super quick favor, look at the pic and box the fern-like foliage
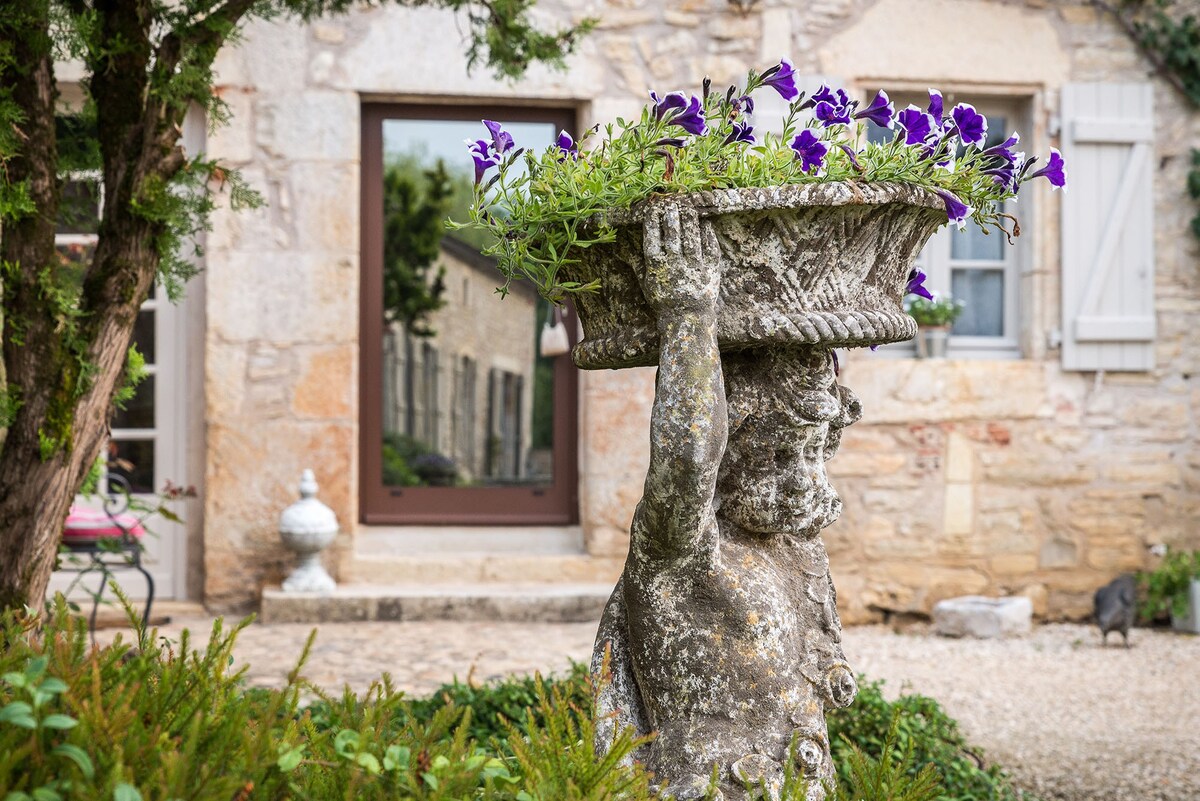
[504,675,655,800]
[834,710,944,801]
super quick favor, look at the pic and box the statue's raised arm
[631,200,727,562]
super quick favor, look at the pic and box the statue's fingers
[680,207,703,264]
[643,206,663,261]
[663,204,682,257]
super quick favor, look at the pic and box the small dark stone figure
[1094,574,1136,648]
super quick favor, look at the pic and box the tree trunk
[0,1,165,612]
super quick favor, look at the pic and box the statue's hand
[639,200,720,316]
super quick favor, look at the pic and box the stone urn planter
[566,182,945,369]
[576,182,945,801]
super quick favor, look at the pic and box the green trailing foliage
[0,600,1033,801]
[1093,0,1200,240]
[1138,547,1200,621]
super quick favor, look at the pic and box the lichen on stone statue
[590,200,884,801]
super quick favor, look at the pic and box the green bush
[0,599,1029,801]
[829,678,1025,801]
[1138,548,1200,621]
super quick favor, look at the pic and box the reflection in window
[379,118,559,488]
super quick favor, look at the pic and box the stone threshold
[260,583,613,624]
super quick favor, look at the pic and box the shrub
[0,599,1029,801]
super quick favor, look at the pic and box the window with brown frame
[360,103,579,525]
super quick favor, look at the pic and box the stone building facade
[165,0,1200,621]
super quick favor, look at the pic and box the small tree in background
[0,0,592,612]
[382,160,453,337]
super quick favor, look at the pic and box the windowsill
[867,339,1022,361]
[353,524,586,555]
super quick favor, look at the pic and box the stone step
[338,552,625,586]
[260,583,614,624]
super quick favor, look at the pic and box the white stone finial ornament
[278,468,338,594]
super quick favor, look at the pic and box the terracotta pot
[565,182,946,370]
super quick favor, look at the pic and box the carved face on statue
[716,348,862,537]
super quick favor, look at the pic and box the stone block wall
[200,0,1199,618]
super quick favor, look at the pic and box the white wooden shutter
[1061,83,1156,371]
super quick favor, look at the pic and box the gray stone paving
[98,617,1198,801]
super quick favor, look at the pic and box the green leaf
[2,672,26,688]
[333,729,360,756]
[431,754,450,771]
[30,789,60,801]
[4,792,32,801]
[52,744,95,779]
[40,714,78,731]
[383,745,409,772]
[38,678,68,695]
[354,753,381,775]
[422,772,439,790]
[0,702,37,729]
[276,747,304,773]
[113,783,141,801]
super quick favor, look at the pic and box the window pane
[951,268,1004,336]
[108,439,154,494]
[379,118,559,488]
[951,223,1004,261]
[113,375,155,430]
[133,310,156,363]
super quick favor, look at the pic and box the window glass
[378,117,559,489]
[951,268,1005,336]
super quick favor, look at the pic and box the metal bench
[59,474,155,634]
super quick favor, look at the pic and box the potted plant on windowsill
[1140,548,1200,633]
[453,60,1065,365]
[905,293,965,359]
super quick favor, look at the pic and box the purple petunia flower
[732,94,755,116]
[1027,148,1068,191]
[650,90,688,120]
[927,89,945,126]
[483,119,514,155]
[667,95,708,136]
[934,188,974,230]
[790,129,828,174]
[906,268,934,300]
[982,132,1021,164]
[854,90,894,129]
[467,138,499,185]
[983,163,1020,193]
[723,120,755,146]
[555,129,578,160]
[838,143,862,170]
[811,84,837,105]
[761,57,800,101]
[949,103,988,147]
[896,105,935,146]
[814,87,854,127]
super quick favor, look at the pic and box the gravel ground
[98,618,1198,801]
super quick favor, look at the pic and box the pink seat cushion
[62,506,146,541]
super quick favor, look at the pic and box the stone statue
[592,203,863,801]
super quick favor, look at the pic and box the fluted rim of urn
[573,310,919,370]
[590,181,945,228]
